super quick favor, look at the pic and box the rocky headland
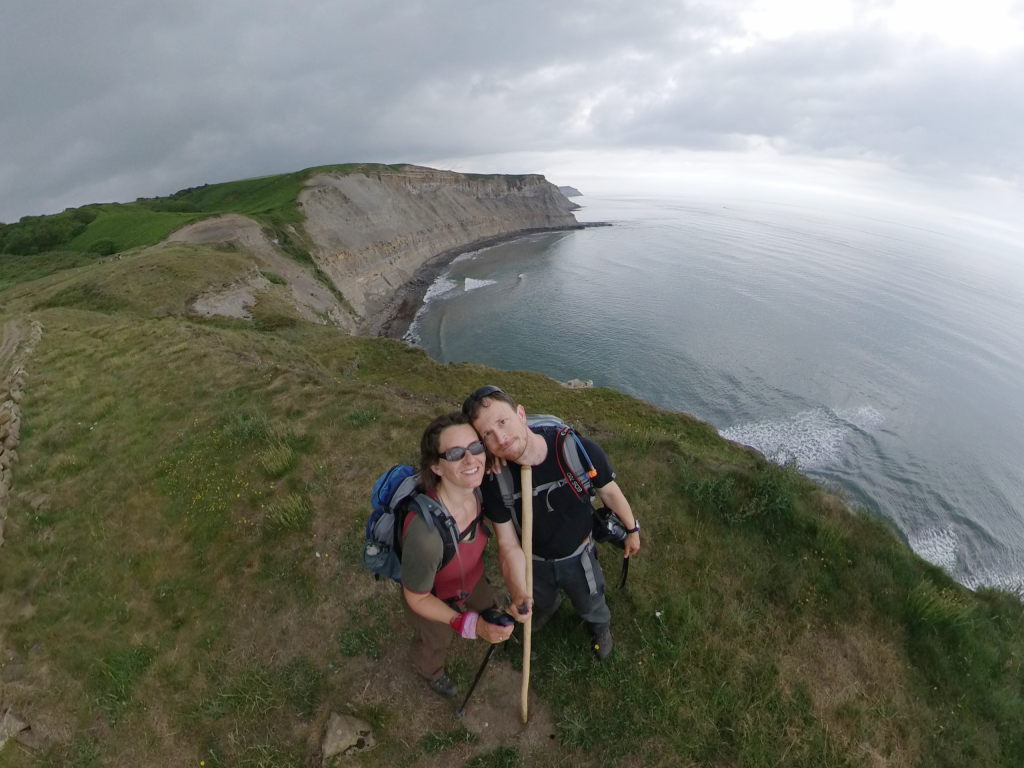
[166,165,584,337]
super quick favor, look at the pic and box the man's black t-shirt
[481,427,616,559]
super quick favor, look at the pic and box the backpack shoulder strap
[492,464,524,536]
[406,493,461,571]
[553,426,597,499]
[494,464,517,515]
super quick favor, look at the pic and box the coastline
[379,222,610,340]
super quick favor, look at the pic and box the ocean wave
[907,526,1024,595]
[962,563,1024,596]
[403,320,422,347]
[423,276,458,302]
[404,275,459,346]
[452,248,486,264]
[908,526,959,571]
[465,278,497,292]
[719,405,884,470]
[835,405,884,431]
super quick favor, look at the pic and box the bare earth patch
[163,214,355,328]
[344,637,557,765]
[191,269,270,319]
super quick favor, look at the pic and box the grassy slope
[1,180,1023,768]
[0,163,412,258]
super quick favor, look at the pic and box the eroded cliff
[298,165,580,334]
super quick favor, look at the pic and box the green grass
[1,162,417,258]
[2,221,1024,766]
[89,644,156,723]
[65,206,202,252]
[419,726,477,754]
[11,244,254,319]
[466,746,522,768]
[264,492,313,532]
[162,171,311,220]
[0,250,107,291]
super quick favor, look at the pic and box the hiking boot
[591,625,614,661]
[427,673,459,698]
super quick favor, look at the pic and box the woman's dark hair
[419,411,473,494]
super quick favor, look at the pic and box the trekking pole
[456,609,514,717]
[457,644,497,717]
[520,464,533,724]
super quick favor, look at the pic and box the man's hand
[510,596,533,623]
[624,532,641,558]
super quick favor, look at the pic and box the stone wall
[0,320,43,545]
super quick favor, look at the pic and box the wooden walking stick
[520,464,533,724]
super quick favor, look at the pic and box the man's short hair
[462,385,518,421]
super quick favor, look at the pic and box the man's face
[471,399,529,462]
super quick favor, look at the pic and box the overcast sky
[2,0,1022,230]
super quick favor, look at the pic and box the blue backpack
[363,465,460,582]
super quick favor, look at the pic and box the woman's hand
[476,609,515,643]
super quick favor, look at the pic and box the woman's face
[431,424,486,491]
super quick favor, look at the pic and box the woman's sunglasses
[440,440,486,462]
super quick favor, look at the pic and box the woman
[401,412,517,698]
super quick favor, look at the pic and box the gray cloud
[1,0,1021,221]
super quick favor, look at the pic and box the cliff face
[298,165,580,334]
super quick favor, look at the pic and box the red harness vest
[403,492,487,606]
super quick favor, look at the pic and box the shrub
[87,238,118,255]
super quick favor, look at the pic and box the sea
[405,194,1024,594]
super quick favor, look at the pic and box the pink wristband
[449,610,479,639]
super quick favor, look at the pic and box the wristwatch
[626,520,640,534]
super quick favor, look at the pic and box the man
[463,385,640,660]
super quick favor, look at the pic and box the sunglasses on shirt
[440,440,486,462]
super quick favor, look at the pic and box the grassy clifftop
[0,164,410,258]
[0,163,548,261]
[1,175,1022,767]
